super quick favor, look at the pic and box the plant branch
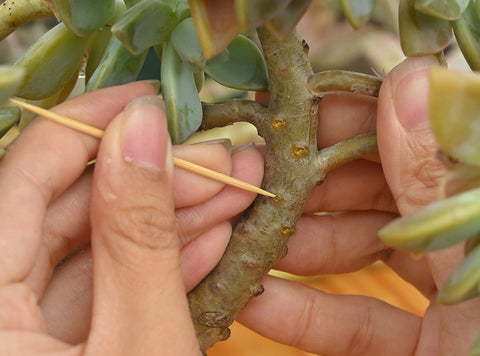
[201,99,267,129]
[0,0,54,41]
[317,132,378,174]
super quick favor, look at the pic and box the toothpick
[9,98,276,198]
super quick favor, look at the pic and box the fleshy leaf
[112,0,176,55]
[205,35,268,91]
[0,66,24,105]
[171,17,206,72]
[430,67,480,166]
[399,0,452,56]
[415,0,469,20]
[52,0,117,37]
[451,2,480,70]
[161,41,202,143]
[0,107,21,137]
[189,0,239,58]
[340,0,376,29]
[379,187,480,252]
[438,241,480,304]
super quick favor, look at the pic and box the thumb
[377,56,446,216]
[86,96,200,355]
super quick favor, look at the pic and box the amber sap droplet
[291,144,309,158]
[280,225,295,238]
[273,195,284,204]
[271,117,287,130]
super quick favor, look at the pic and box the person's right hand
[238,57,480,355]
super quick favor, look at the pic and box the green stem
[0,0,54,41]
[317,132,378,173]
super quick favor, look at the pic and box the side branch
[316,132,378,174]
[201,99,267,130]
[0,0,54,41]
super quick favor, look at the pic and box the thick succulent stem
[188,27,322,352]
[0,0,54,41]
[188,27,379,352]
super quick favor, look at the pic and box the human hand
[238,57,480,355]
[0,82,264,355]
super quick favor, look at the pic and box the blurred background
[1,0,468,354]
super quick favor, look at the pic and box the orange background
[209,262,428,356]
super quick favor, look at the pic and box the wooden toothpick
[9,98,276,198]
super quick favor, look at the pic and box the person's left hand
[0,81,264,354]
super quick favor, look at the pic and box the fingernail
[122,96,171,170]
[194,138,232,154]
[393,56,438,131]
[139,79,161,93]
[232,142,258,154]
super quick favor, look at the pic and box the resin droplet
[280,225,295,238]
[291,144,309,158]
[273,195,284,204]
[271,117,287,130]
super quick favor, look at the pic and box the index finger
[0,82,157,288]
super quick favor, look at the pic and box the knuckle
[396,139,445,212]
[290,292,322,348]
[107,202,177,251]
[346,305,375,355]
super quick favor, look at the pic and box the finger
[87,96,200,355]
[275,211,394,275]
[303,159,396,213]
[238,276,421,356]
[172,141,232,209]
[377,56,445,216]
[0,82,157,288]
[317,92,377,151]
[41,222,232,344]
[275,211,436,297]
[175,144,264,244]
[40,247,92,345]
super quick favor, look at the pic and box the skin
[0,81,264,355]
[2,56,479,355]
[238,57,480,355]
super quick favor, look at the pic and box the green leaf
[189,0,240,59]
[205,35,268,91]
[415,0,469,20]
[399,0,452,56]
[112,0,176,55]
[340,0,376,29]
[438,241,480,304]
[175,0,191,21]
[235,0,290,32]
[15,23,92,100]
[0,106,21,137]
[429,67,480,166]
[86,36,148,91]
[379,187,480,252]
[0,65,24,105]
[52,0,117,37]
[470,332,480,356]
[171,17,206,72]
[161,41,202,144]
[451,2,480,70]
